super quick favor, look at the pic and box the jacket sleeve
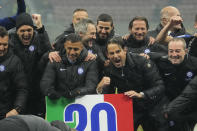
[95,45,107,65]
[0,0,26,30]
[74,61,99,95]
[165,76,197,119]
[36,26,52,57]
[12,57,28,112]
[149,44,168,60]
[40,61,56,96]
[141,58,165,102]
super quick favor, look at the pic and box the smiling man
[8,12,52,117]
[0,26,28,120]
[151,37,197,131]
[124,16,167,60]
[96,36,165,131]
[41,33,98,100]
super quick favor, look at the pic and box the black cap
[16,13,34,30]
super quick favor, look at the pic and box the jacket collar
[0,48,12,63]
[126,34,149,48]
[155,23,187,37]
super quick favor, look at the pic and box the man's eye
[27,29,32,32]
[104,27,109,30]
[73,48,79,51]
[68,47,72,50]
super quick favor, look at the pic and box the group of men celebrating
[0,1,197,131]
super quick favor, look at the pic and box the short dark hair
[97,13,113,26]
[0,26,8,37]
[106,36,124,53]
[128,16,149,30]
[73,8,87,14]
[65,33,82,43]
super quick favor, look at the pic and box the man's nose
[0,45,4,50]
[101,28,106,33]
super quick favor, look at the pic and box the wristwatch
[139,92,145,98]
[15,106,23,113]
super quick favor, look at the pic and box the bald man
[148,6,190,44]
[53,8,88,51]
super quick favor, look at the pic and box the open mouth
[0,51,6,56]
[22,36,31,44]
[114,58,121,65]
[100,33,107,39]
[88,40,93,47]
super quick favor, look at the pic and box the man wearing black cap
[9,12,52,117]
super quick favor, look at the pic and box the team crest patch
[147,63,151,68]
[186,71,193,78]
[144,49,150,54]
[88,50,93,54]
[78,67,84,75]
[0,65,5,72]
[29,45,35,52]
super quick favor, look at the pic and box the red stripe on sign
[104,94,134,131]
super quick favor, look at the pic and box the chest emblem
[88,49,93,54]
[144,49,150,54]
[29,45,35,52]
[0,65,5,72]
[186,71,193,78]
[78,67,84,75]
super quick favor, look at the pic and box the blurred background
[1,0,197,42]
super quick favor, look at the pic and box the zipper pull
[121,68,125,77]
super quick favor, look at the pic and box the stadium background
[1,0,197,42]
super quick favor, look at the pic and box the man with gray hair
[75,19,105,62]
[75,19,106,79]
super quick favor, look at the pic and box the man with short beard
[74,19,105,65]
[0,26,28,120]
[152,38,197,131]
[8,13,52,117]
[41,33,98,100]
[96,13,116,66]
[124,16,167,60]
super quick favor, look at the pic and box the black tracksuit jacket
[0,50,28,119]
[103,53,165,111]
[41,52,99,97]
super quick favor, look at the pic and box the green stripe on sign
[46,96,75,122]
[66,112,77,128]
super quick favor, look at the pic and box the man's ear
[79,32,84,38]
[185,48,188,54]
[161,18,168,26]
[106,51,109,59]
[194,22,197,29]
[64,42,67,49]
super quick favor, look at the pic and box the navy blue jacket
[0,0,26,30]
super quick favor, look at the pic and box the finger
[49,56,54,63]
